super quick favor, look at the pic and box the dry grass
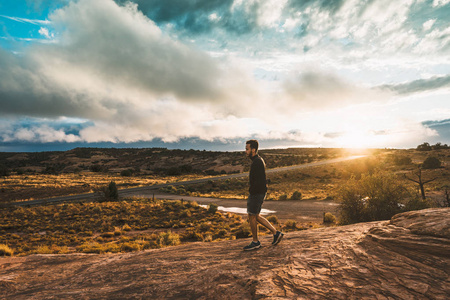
[0,198,305,256]
[0,173,205,203]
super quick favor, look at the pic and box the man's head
[245,139,259,157]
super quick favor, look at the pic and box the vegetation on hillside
[0,198,308,256]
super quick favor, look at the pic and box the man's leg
[248,214,259,242]
[256,215,276,235]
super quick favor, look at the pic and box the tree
[100,181,119,202]
[416,142,432,151]
[404,168,438,200]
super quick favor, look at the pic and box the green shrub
[337,171,411,225]
[233,222,251,238]
[208,203,218,214]
[323,212,336,224]
[278,194,288,201]
[267,215,279,225]
[156,231,180,248]
[390,154,412,166]
[101,181,119,201]
[0,166,10,177]
[120,169,133,177]
[0,244,13,256]
[422,157,441,169]
[283,220,297,229]
[290,191,302,200]
[120,242,141,252]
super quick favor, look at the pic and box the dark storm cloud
[378,75,450,95]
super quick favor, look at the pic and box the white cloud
[423,19,436,31]
[38,27,54,39]
[433,0,450,7]
[0,15,51,25]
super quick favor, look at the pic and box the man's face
[245,144,255,158]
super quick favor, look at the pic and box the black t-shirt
[249,154,268,195]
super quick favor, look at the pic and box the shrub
[283,220,297,230]
[390,154,412,166]
[156,231,180,248]
[290,191,302,200]
[180,209,192,218]
[0,244,13,256]
[120,242,141,252]
[323,212,336,224]
[417,142,432,151]
[267,215,279,225]
[122,224,132,231]
[233,222,251,238]
[208,203,218,214]
[337,171,411,225]
[120,169,133,177]
[422,157,441,169]
[0,166,10,177]
[101,181,119,201]
[278,194,288,201]
[90,164,103,172]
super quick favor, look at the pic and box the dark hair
[246,139,259,152]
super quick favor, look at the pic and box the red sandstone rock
[1,208,449,299]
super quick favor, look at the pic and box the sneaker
[243,241,261,251]
[272,231,284,245]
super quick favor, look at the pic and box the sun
[334,130,385,149]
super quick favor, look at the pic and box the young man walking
[244,139,284,251]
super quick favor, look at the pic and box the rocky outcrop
[1,208,449,299]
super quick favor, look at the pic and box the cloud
[0,0,263,144]
[377,75,450,95]
[281,71,392,109]
[422,118,450,143]
[0,15,51,25]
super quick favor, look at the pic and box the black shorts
[247,193,266,215]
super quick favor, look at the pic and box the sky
[0,0,449,152]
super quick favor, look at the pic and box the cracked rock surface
[1,208,449,299]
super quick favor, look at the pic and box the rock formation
[1,208,449,299]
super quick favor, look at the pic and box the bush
[0,244,13,256]
[267,215,279,225]
[157,231,180,248]
[208,203,218,214]
[90,164,103,172]
[120,169,133,177]
[0,166,11,177]
[283,220,297,229]
[337,172,411,225]
[278,194,288,201]
[290,191,302,200]
[101,181,119,201]
[422,157,441,169]
[323,212,336,224]
[233,222,251,238]
[417,142,432,151]
[390,154,412,166]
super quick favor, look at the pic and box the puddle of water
[199,205,276,215]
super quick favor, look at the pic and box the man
[244,139,284,251]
